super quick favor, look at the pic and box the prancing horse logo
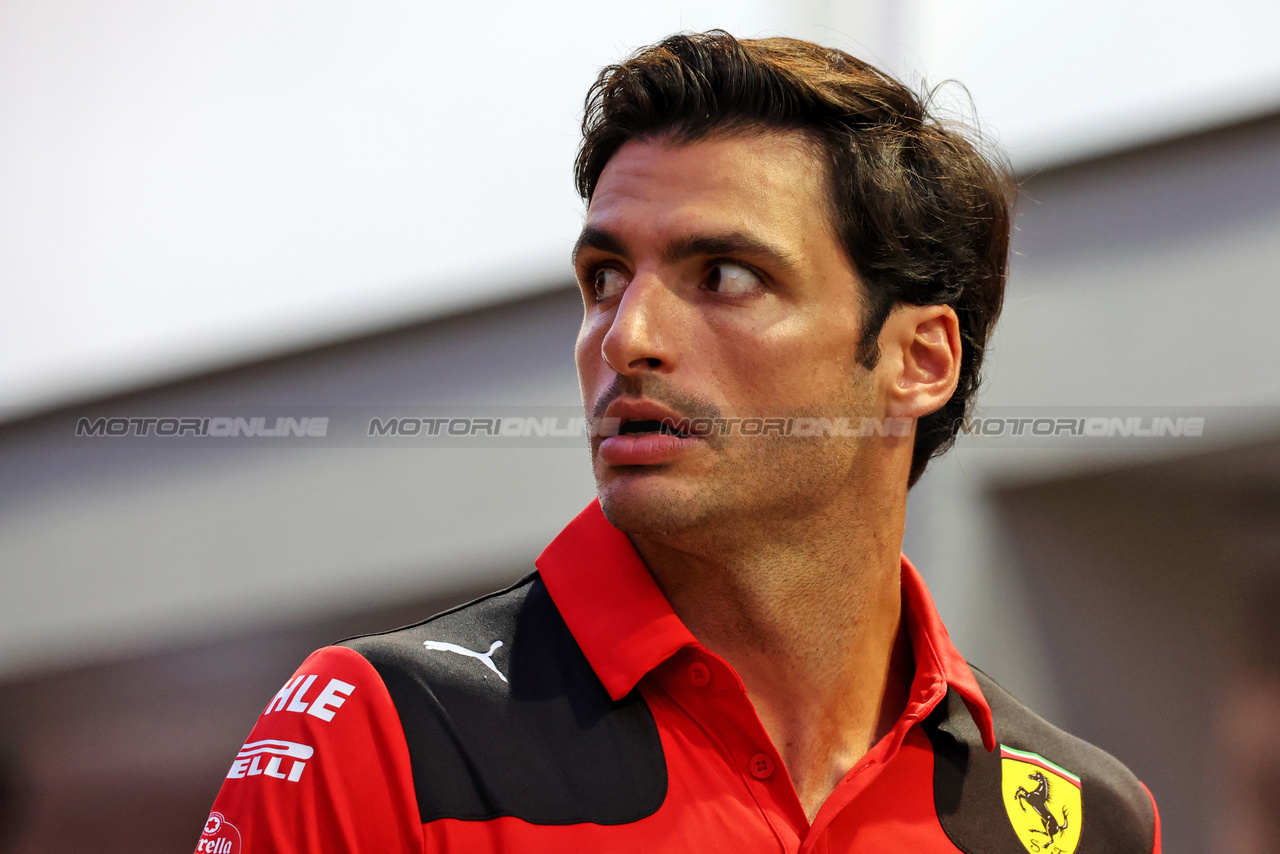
[423,639,508,682]
[1014,771,1070,842]
[1000,745,1082,854]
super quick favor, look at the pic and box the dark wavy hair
[575,31,1015,486]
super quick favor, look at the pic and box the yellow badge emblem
[1000,745,1082,854]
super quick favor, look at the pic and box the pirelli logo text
[227,739,314,783]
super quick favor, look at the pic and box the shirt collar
[899,552,996,751]
[536,499,995,752]
[536,500,697,701]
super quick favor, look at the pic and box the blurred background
[2,1,1280,851]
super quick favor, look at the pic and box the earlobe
[883,306,961,419]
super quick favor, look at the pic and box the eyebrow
[571,226,798,273]
[571,226,628,266]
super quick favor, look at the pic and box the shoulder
[339,573,565,683]
[337,573,604,712]
[923,666,1158,854]
[337,573,667,826]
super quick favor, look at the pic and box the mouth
[596,399,703,466]
[617,418,691,439]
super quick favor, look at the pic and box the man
[197,31,1160,853]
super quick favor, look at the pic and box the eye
[591,267,629,301]
[705,262,763,296]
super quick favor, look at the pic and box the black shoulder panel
[923,667,1155,854]
[339,573,668,825]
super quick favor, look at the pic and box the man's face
[573,132,888,535]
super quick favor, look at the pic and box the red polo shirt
[197,501,1161,853]
[535,499,998,851]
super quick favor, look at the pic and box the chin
[595,474,710,536]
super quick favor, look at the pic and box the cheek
[575,311,598,357]
[725,333,864,407]
[575,320,607,385]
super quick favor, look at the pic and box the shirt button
[748,753,775,779]
[687,662,711,687]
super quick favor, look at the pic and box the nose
[599,273,679,375]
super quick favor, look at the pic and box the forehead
[585,132,833,244]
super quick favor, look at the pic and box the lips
[598,399,703,466]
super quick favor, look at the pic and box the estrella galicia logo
[1000,745,1082,854]
[196,811,241,853]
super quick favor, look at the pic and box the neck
[630,489,913,822]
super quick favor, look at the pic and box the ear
[879,304,962,420]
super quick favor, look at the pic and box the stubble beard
[588,364,881,550]
[595,405,875,552]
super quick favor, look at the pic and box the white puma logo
[422,639,508,683]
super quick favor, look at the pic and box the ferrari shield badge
[1000,745,1082,854]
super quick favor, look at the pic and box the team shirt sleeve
[1145,783,1162,854]
[195,646,423,854]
